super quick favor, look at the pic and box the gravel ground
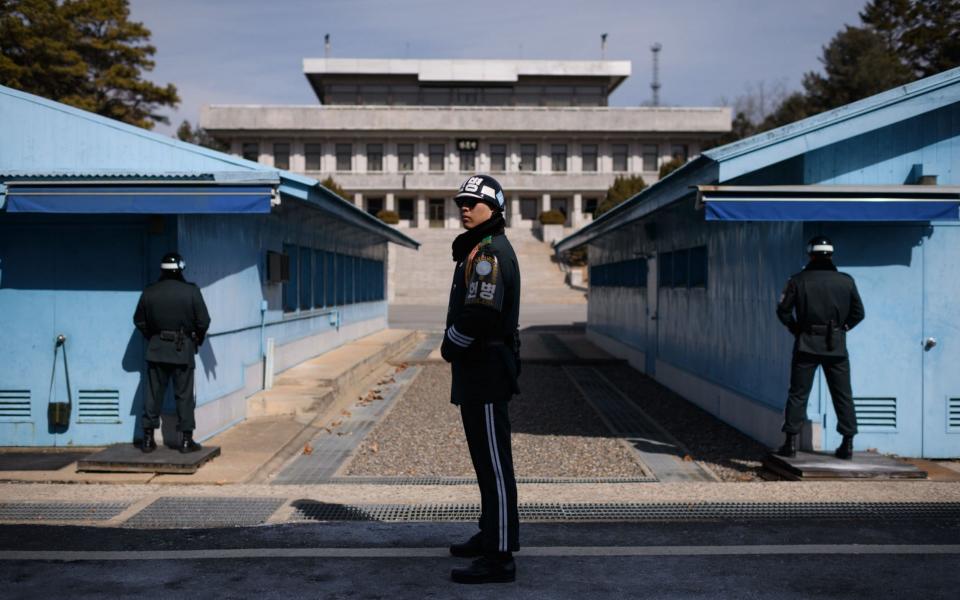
[345,364,649,478]
[597,364,770,482]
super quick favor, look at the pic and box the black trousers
[782,352,858,436]
[144,361,196,432]
[460,401,520,554]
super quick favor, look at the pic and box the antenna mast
[324,34,331,58]
[601,33,608,60]
[650,42,662,106]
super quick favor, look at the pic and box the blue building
[556,67,960,458]
[0,85,418,447]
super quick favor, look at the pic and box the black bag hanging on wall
[48,335,72,428]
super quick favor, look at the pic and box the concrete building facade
[201,59,731,231]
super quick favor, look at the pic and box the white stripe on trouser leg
[485,404,507,553]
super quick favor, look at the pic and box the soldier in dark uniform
[776,235,865,460]
[133,252,211,454]
[441,174,521,584]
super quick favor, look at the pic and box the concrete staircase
[389,228,586,305]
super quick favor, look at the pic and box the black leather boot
[451,553,516,584]
[776,433,797,458]
[179,431,202,454]
[450,532,484,558]
[141,428,157,453]
[834,435,854,460]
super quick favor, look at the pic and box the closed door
[0,223,145,446]
[819,225,924,457]
[922,225,960,458]
[429,199,445,227]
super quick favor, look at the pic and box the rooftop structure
[302,58,631,106]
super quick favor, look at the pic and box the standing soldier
[441,174,521,584]
[776,236,865,460]
[133,252,211,454]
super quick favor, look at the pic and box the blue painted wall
[0,200,390,446]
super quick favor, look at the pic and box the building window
[583,198,599,215]
[299,247,313,310]
[590,259,648,288]
[552,197,569,219]
[313,250,325,308]
[366,197,383,216]
[689,245,708,287]
[282,243,297,312]
[642,144,659,172]
[392,85,419,105]
[428,144,445,171]
[305,143,323,170]
[659,252,673,287]
[490,144,507,172]
[273,143,290,170]
[551,144,568,172]
[335,143,352,171]
[398,144,414,171]
[582,144,598,172]
[520,198,538,220]
[398,198,415,220]
[519,144,537,172]
[671,144,689,162]
[612,144,628,172]
[454,87,481,105]
[459,148,476,172]
[242,142,259,162]
[367,143,383,172]
[484,88,512,106]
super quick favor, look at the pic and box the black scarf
[805,257,838,272]
[451,213,505,262]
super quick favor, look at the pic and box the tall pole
[601,33,608,60]
[324,33,331,58]
[650,42,662,106]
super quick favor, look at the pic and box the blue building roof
[556,66,960,252]
[0,85,418,249]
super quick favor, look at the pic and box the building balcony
[202,104,731,134]
[305,171,650,194]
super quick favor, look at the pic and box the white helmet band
[808,244,834,254]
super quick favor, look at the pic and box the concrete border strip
[3,544,959,562]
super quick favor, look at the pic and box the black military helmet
[160,252,186,272]
[806,235,834,257]
[455,174,505,212]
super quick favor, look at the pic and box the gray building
[201,59,731,230]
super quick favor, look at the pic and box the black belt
[806,322,837,350]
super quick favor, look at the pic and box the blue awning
[698,185,960,222]
[1,183,274,214]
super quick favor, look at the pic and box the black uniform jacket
[776,259,865,357]
[441,232,521,405]
[133,277,211,367]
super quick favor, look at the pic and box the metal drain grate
[0,502,129,522]
[540,334,579,360]
[272,367,421,484]
[406,333,444,360]
[564,366,715,482]
[124,497,284,529]
[321,476,657,485]
[290,501,960,523]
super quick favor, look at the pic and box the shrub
[538,210,566,225]
[376,209,399,224]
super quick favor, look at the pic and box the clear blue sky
[128,0,868,134]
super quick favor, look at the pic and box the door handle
[924,337,937,351]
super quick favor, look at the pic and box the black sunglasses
[455,197,482,209]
